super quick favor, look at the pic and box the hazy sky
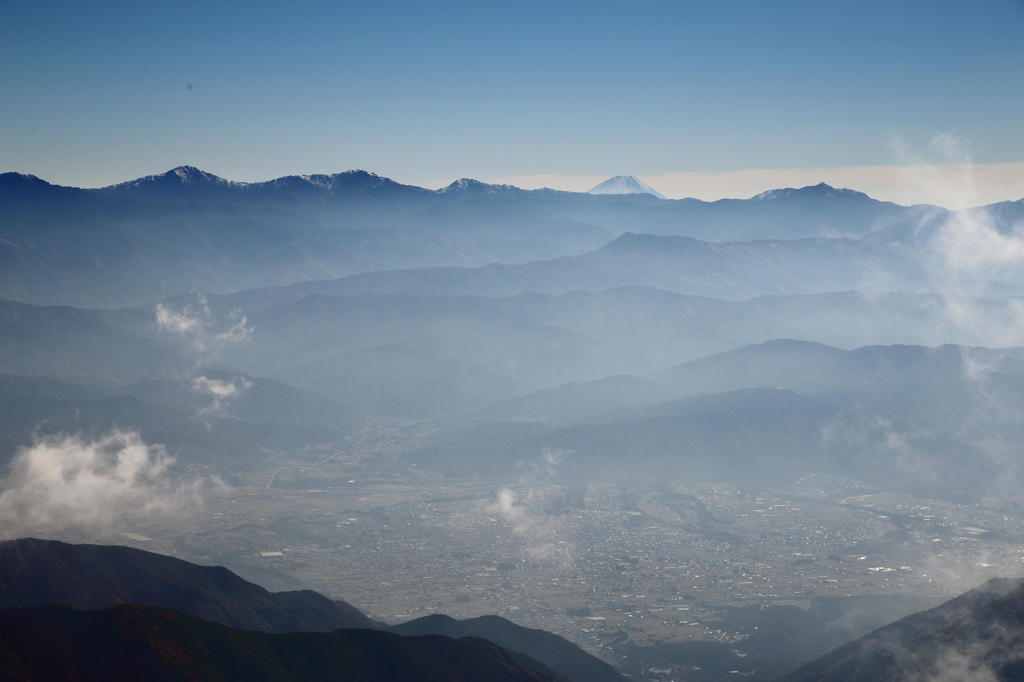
[3,0,1023,205]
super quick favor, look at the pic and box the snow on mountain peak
[168,166,228,184]
[750,183,867,202]
[587,175,666,200]
[439,178,518,194]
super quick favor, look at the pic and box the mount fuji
[587,175,666,199]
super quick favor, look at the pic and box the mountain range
[1,285,1008,420]
[5,163,1024,681]
[410,340,1024,498]
[5,167,1021,309]
[4,284,1024,496]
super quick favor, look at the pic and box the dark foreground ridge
[0,537,379,633]
[0,603,569,682]
[784,577,1024,682]
[0,539,623,682]
[393,613,623,682]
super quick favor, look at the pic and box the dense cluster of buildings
[146,463,1024,652]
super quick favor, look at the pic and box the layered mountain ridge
[4,166,1013,308]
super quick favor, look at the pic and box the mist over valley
[4,159,1024,680]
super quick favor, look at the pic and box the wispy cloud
[886,136,1024,347]
[191,375,252,418]
[485,447,577,566]
[155,295,251,365]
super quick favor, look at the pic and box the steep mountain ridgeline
[0,171,609,308]
[93,169,950,244]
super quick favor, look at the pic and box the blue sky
[3,0,1023,204]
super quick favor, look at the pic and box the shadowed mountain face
[410,388,840,486]
[783,577,1024,682]
[391,614,624,682]
[0,538,378,633]
[124,369,359,430]
[0,604,570,682]
[648,340,1024,452]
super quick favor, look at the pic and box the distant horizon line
[476,162,1024,211]
[5,160,1024,211]
[0,167,914,206]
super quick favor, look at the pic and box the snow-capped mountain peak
[587,175,666,199]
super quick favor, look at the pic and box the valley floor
[42,423,1024,673]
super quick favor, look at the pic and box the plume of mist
[838,136,1024,502]
[820,409,941,483]
[0,429,221,538]
[915,610,1024,682]
[516,446,568,484]
[843,579,1024,682]
[918,551,1006,600]
[191,375,252,417]
[486,447,577,566]
[887,134,1024,347]
[950,346,1024,496]
[490,487,525,527]
[922,648,1001,682]
[155,296,252,364]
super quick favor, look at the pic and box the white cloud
[191,375,252,418]
[888,137,1024,347]
[489,487,524,526]
[154,296,251,364]
[481,447,578,566]
[155,302,205,335]
[516,446,568,484]
[925,648,1000,682]
[0,429,217,538]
